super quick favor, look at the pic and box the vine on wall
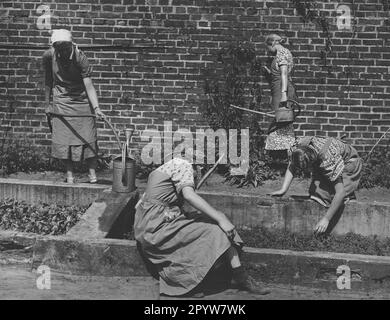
[291,0,333,66]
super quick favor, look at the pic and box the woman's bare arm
[182,186,234,233]
[270,166,294,196]
[315,180,346,233]
[280,64,288,102]
[83,77,104,118]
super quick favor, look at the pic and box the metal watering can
[112,128,137,193]
[274,99,301,123]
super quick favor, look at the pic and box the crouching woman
[271,136,362,234]
[134,157,270,297]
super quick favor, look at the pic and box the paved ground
[1,263,389,300]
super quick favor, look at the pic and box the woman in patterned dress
[270,136,362,234]
[134,157,270,297]
[263,34,297,153]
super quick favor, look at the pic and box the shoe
[65,177,74,184]
[233,275,271,295]
[89,175,97,184]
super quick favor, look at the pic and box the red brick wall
[0,0,389,155]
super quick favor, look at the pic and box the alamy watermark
[336,265,351,290]
[36,265,51,290]
[140,121,249,174]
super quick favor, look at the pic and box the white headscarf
[50,29,78,60]
[51,29,72,44]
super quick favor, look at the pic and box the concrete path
[1,264,389,300]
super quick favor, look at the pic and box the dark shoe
[233,275,271,295]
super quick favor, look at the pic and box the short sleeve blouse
[155,158,195,193]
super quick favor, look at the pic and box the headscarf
[50,29,78,60]
[51,29,72,44]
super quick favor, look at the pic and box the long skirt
[135,202,236,296]
[52,141,98,162]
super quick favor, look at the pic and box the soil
[6,169,390,204]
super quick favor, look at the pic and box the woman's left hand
[314,217,329,234]
[280,92,287,102]
[95,108,105,120]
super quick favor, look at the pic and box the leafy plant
[359,144,390,189]
[0,198,89,235]
[291,0,333,63]
[0,136,108,176]
[201,42,285,187]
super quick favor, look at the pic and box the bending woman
[134,157,270,297]
[263,34,297,153]
[271,136,362,234]
[42,29,105,184]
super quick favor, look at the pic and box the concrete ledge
[3,178,390,238]
[0,178,109,206]
[0,231,159,299]
[2,230,390,295]
[243,247,390,294]
[66,189,139,239]
[198,191,390,238]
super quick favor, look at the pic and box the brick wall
[0,0,389,156]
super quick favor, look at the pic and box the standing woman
[42,29,105,183]
[263,34,297,153]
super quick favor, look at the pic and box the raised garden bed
[0,198,89,235]
[238,226,390,257]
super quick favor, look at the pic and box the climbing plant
[291,0,333,65]
[200,42,284,187]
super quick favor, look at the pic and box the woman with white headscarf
[42,29,105,183]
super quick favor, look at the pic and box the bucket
[112,156,136,193]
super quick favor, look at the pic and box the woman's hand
[314,217,329,234]
[94,107,105,120]
[269,189,286,197]
[218,215,235,235]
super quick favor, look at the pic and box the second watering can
[275,99,301,123]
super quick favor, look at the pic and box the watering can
[112,128,137,193]
[274,99,301,123]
